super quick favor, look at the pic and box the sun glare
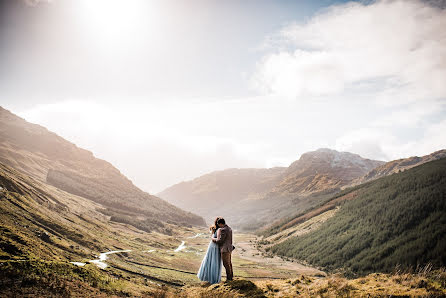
[79,0,161,48]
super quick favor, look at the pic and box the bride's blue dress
[197,231,222,284]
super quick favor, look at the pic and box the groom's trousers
[222,252,233,280]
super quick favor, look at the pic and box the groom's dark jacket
[213,225,233,253]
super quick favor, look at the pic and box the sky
[1,0,445,193]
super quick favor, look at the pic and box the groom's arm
[212,228,227,245]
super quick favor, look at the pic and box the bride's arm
[212,228,226,245]
[212,229,220,242]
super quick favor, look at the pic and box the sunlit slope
[269,158,446,275]
[0,106,204,227]
[0,161,201,296]
[0,162,102,261]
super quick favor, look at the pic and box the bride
[197,217,222,284]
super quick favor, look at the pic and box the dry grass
[171,270,446,297]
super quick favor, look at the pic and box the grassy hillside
[175,271,446,297]
[0,161,212,296]
[0,162,157,296]
[0,106,205,228]
[1,158,445,296]
[269,158,446,276]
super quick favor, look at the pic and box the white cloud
[371,101,442,127]
[335,127,410,160]
[415,118,446,154]
[253,0,446,162]
[23,0,52,6]
[253,0,446,103]
[252,50,345,97]
[335,115,446,161]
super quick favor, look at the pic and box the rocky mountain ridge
[270,148,384,197]
[349,149,446,187]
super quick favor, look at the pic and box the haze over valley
[159,148,386,229]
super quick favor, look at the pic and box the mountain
[270,148,384,197]
[158,167,286,218]
[0,161,106,261]
[2,155,443,297]
[265,157,446,276]
[349,149,446,187]
[159,148,383,229]
[0,156,212,296]
[0,106,205,229]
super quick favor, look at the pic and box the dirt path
[233,233,325,276]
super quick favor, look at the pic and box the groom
[212,217,233,281]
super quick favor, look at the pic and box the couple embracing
[197,217,234,284]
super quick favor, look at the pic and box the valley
[4,218,445,297]
[1,106,445,297]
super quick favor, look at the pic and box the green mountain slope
[0,106,205,228]
[269,157,446,276]
[0,160,130,262]
[0,160,206,296]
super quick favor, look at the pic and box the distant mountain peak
[291,148,383,171]
[306,148,363,158]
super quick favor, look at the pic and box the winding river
[71,249,132,269]
[174,241,186,252]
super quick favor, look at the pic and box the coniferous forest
[270,158,446,276]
